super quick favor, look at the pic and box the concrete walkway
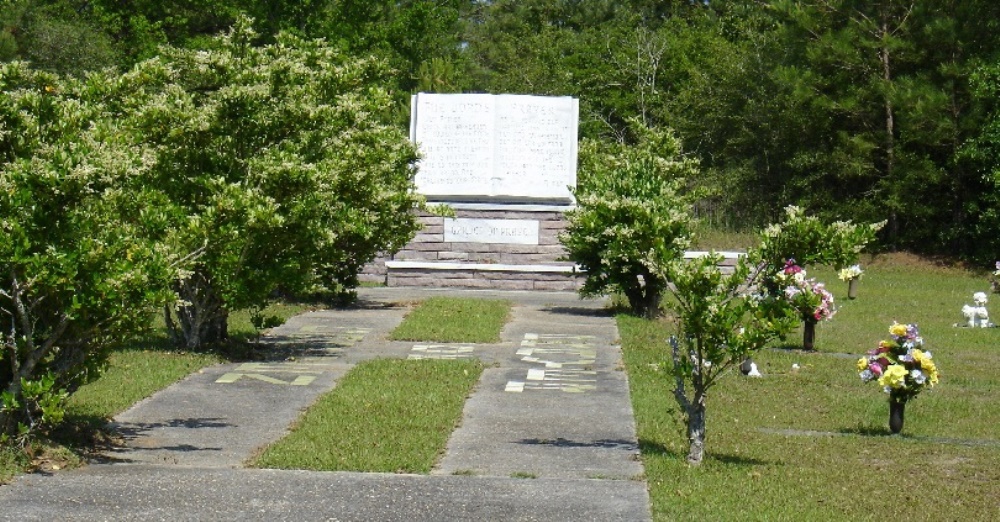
[0,288,650,521]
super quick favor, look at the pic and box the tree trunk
[625,275,663,319]
[166,269,228,350]
[686,390,708,466]
[879,11,899,247]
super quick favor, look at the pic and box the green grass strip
[252,358,483,473]
[389,297,511,343]
[66,350,222,419]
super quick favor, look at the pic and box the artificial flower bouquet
[774,259,836,322]
[857,322,939,402]
[838,264,863,281]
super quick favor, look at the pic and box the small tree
[561,123,699,318]
[666,252,795,465]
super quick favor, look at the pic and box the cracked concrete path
[0,288,650,521]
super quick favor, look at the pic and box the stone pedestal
[361,93,583,291]
[361,204,582,291]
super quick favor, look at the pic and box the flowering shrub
[774,260,836,322]
[857,323,940,402]
[757,205,884,273]
[838,264,864,281]
[561,122,699,319]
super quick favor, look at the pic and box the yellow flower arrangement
[857,322,940,402]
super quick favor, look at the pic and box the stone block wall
[361,207,583,291]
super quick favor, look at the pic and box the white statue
[962,292,990,328]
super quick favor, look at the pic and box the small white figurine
[962,292,990,328]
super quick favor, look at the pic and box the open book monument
[410,93,579,203]
[362,93,583,290]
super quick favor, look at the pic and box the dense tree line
[456,0,1000,261]
[5,1,1000,251]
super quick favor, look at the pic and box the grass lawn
[619,253,1000,521]
[252,297,508,472]
[0,301,309,483]
[389,296,511,343]
[251,358,483,473]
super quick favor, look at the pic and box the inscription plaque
[444,218,540,245]
[410,93,579,202]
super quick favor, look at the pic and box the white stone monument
[365,93,582,290]
[410,93,579,203]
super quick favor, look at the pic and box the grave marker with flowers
[857,323,940,434]
[838,264,864,299]
[960,292,990,328]
[774,260,836,349]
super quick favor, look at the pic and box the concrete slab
[0,466,650,521]
[106,360,350,467]
[0,287,649,521]
[434,303,640,480]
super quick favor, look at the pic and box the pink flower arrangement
[774,260,836,322]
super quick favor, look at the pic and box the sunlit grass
[620,257,1000,521]
[389,297,511,343]
[251,358,483,473]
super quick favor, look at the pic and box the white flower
[911,369,927,385]
[838,264,863,281]
[860,369,874,382]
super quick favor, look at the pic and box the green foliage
[0,62,177,440]
[664,252,796,464]
[957,60,1000,262]
[0,0,119,76]
[757,206,885,271]
[99,17,423,348]
[0,374,68,446]
[561,123,699,318]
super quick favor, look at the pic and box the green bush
[561,123,699,318]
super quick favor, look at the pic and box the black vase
[802,319,817,350]
[848,278,859,300]
[889,400,906,434]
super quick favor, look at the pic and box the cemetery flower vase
[848,278,859,300]
[802,318,817,350]
[889,399,906,434]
